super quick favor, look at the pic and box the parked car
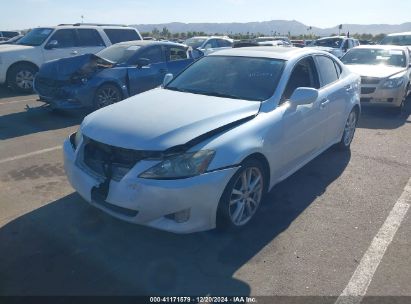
[34,41,193,110]
[64,47,360,233]
[0,34,23,45]
[184,36,233,58]
[308,36,359,58]
[341,45,410,113]
[255,36,292,45]
[0,31,20,42]
[291,40,306,48]
[0,23,142,93]
[380,32,411,52]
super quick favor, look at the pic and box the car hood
[346,64,406,79]
[0,44,35,53]
[82,89,260,151]
[37,53,113,81]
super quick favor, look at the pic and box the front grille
[361,77,380,85]
[80,138,151,181]
[34,76,67,98]
[361,87,376,94]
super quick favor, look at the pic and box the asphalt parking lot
[0,85,410,300]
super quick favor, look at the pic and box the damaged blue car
[34,41,194,110]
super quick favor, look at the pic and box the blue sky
[1,0,411,30]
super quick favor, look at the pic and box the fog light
[165,209,191,223]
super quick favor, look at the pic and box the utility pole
[81,15,84,24]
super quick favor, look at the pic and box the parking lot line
[335,177,411,304]
[0,98,37,106]
[0,146,62,165]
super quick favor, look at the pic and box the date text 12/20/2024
[150,296,257,303]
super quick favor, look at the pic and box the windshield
[380,35,411,46]
[96,44,141,64]
[342,48,406,67]
[17,28,53,46]
[311,38,343,48]
[166,56,285,102]
[184,38,206,49]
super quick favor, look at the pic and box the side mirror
[136,58,150,68]
[289,87,319,106]
[45,40,58,50]
[163,73,173,87]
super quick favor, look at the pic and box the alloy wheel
[343,111,357,146]
[15,70,34,90]
[96,87,121,108]
[229,167,264,226]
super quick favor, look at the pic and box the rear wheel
[93,84,122,110]
[337,109,358,150]
[217,159,266,231]
[7,63,38,93]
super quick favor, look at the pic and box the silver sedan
[64,47,360,233]
[341,45,411,113]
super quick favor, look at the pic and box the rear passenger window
[77,29,105,47]
[138,46,164,64]
[316,56,339,87]
[48,29,76,48]
[168,47,188,61]
[282,56,320,102]
[217,39,232,47]
[103,29,141,44]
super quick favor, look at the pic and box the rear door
[75,29,106,55]
[314,55,348,145]
[165,45,193,75]
[127,45,167,95]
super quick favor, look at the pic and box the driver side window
[48,29,76,48]
[281,56,319,102]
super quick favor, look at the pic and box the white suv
[0,23,142,92]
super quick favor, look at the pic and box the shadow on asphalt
[357,96,411,130]
[0,148,351,296]
[0,107,86,140]
[0,85,33,99]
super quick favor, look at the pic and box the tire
[93,84,122,110]
[7,63,38,93]
[337,108,358,150]
[216,158,267,231]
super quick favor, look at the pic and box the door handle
[320,98,330,109]
[70,50,78,55]
[159,68,167,73]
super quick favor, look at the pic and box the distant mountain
[131,20,411,36]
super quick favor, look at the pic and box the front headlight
[139,150,215,179]
[382,76,405,89]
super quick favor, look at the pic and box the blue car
[34,41,194,110]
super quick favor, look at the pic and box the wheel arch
[6,61,39,83]
[241,152,271,193]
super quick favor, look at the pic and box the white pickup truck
[0,23,142,92]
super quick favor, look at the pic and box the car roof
[353,45,410,52]
[317,36,347,40]
[209,46,325,60]
[386,32,411,36]
[38,24,137,30]
[113,40,187,48]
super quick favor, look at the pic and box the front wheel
[8,63,38,93]
[93,84,122,110]
[217,159,266,231]
[337,109,358,150]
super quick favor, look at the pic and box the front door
[127,45,167,95]
[280,56,328,173]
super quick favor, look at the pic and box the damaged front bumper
[63,138,238,234]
